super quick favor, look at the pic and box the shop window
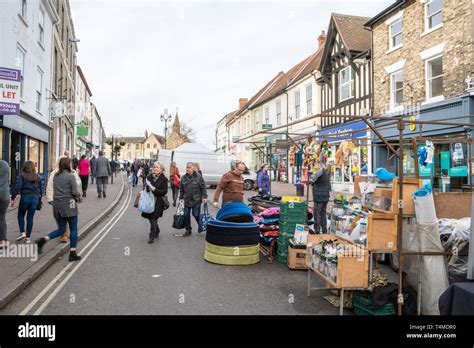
[425,0,442,31]
[29,139,40,170]
[39,142,44,173]
[390,70,403,109]
[338,67,353,102]
[426,55,443,100]
[389,18,403,49]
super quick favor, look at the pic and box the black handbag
[172,203,185,229]
[162,195,170,210]
[36,198,43,211]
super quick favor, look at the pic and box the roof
[286,45,324,89]
[332,13,371,52]
[365,0,409,28]
[232,71,285,119]
[219,110,238,125]
[150,133,165,144]
[76,66,93,97]
[319,13,371,73]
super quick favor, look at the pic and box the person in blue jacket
[257,163,270,196]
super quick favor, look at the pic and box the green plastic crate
[352,292,396,316]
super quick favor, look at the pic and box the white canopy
[174,142,213,154]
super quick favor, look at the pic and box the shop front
[374,95,474,192]
[0,113,50,185]
[265,134,288,182]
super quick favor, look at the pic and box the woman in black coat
[142,161,168,243]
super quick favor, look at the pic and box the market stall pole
[469,130,474,280]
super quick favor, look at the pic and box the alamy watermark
[0,242,38,262]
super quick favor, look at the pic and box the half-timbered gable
[317,13,372,128]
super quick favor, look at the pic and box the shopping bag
[173,174,181,188]
[134,191,141,208]
[173,203,185,229]
[138,190,155,214]
[198,203,212,233]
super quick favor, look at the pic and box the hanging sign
[77,125,89,136]
[0,67,21,115]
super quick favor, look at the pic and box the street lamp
[160,108,172,149]
[108,133,123,184]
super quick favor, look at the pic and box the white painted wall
[0,0,56,127]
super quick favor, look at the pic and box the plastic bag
[138,190,155,214]
[173,203,185,229]
[198,203,211,233]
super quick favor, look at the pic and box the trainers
[69,251,82,262]
[98,193,102,198]
[35,237,47,254]
[25,238,31,244]
[16,233,26,242]
[103,192,106,198]
[0,240,7,249]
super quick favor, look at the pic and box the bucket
[412,188,437,223]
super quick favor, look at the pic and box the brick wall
[372,0,474,116]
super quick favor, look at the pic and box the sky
[70,0,394,148]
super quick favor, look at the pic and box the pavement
[0,172,126,309]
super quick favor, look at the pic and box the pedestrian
[169,162,180,207]
[194,162,203,176]
[91,151,111,198]
[131,161,139,187]
[47,152,82,243]
[10,161,44,243]
[257,163,270,196]
[0,160,10,249]
[126,161,131,178]
[90,155,96,184]
[177,162,207,237]
[141,161,168,244]
[35,157,82,262]
[309,161,331,234]
[77,155,90,197]
[72,154,79,171]
[213,161,245,208]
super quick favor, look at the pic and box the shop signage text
[262,124,272,130]
[0,67,21,115]
[318,121,367,143]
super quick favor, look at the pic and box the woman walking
[35,158,82,261]
[77,155,90,197]
[142,162,168,244]
[10,161,43,243]
[194,162,203,176]
[0,161,10,249]
[257,163,270,196]
[169,162,180,207]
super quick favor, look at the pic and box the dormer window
[338,66,354,102]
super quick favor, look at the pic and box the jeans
[90,175,95,184]
[148,218,160,238]
[184,204,201,232]
[18,195,39,237]
[0,197,8,241]
[170,185,179,205]
[80,175,89,192]
[313,202,328,234]
[96,176,108,195]
[48,215,78,248]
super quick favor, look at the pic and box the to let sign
[0,67,21,115]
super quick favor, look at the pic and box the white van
[157,143,256,190]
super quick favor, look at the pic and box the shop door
[10,131,21,184]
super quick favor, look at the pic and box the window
[389,19,403,49]
[135,144,139,150]
[16,46,25,98]
[147,143,150,149]
[426,0,442,30]
[19,0,27,19]
[390,70,403,109]
[39,6,45,44]
[276,100,281,125]
[154,144,157,149]
[28,139,40,169]
[338,67,353,102]
[426,56,443,100]
[294,90,300,119]
[264,106,270,124]
[306,84,312,115]
[127,152,131,159]
[36,68,43,111]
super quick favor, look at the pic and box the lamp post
[160,108,172,149]
[109,133,123,184]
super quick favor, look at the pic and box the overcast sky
[71,0,394,148]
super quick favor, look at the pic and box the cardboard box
[287,245,308,270]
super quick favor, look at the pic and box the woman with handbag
[10,161,43,244]
[35,158,82,262]
[142,161,168,244]
[169,162,180,207]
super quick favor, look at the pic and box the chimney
[318,30,327,49]
[239,98,248,109]
[145,129,148,139]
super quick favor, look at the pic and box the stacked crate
[277,201,307,264]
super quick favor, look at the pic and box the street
[1,174,339,315]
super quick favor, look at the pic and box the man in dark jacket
[178,162,208,237]
[310,162,331,234]
[89,155,96,184]
[91,151,111,198]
